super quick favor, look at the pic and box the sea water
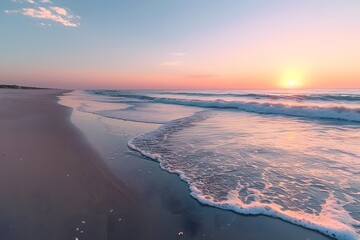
[72,89,360,240]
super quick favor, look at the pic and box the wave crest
[153,97,360,123]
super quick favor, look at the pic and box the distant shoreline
[0,84,48,89]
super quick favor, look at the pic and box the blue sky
[1,0,359,89]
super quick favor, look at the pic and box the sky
[0,0,359,90]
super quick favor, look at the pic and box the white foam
[129,139,358,240]
[128,111,360,240]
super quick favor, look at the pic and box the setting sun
[280,69,304,88]
[288,80,296,87]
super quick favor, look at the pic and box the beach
[0,89,336,239]
[2,0,359,238]
[0,89,137,239]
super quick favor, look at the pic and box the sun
[287,80,296,87]
[280,69,304,89]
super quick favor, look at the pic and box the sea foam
[128,111,360,240]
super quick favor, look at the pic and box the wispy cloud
[5,0,80,27]
[161,60,183,66]
[50,6,68,16]
[161,51,187,67]
[40,22,51,27]
[12,0,40,4]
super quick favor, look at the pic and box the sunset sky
[1,0,359,90]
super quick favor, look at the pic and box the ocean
[73,89,359,240]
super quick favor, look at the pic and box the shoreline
[60,90,335,240]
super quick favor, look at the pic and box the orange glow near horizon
[2,69,360,90]
[1,53,359,90]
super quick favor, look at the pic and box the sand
[0,89,333,240]
[0,89,136,239]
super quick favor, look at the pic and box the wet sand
[0,89,333,240]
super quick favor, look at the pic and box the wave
[128,112,358,240]
[91,90,156,100]
[153,98,360,123]
[89,90,360,123]
[91,90,360,102]
[81,90,359,239]
[159,91,360,102]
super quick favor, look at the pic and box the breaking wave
[153,97,360,123]
[90,90,360,123]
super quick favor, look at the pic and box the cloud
[11,0,36,3]
[40,22,51,27]
[50,6,67,16]
[161,60,183,66]
[5,0,80,27]
[21,7,79,27]
[4,9,18,14]
[173,52,187,57]
[160,51,187,66]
